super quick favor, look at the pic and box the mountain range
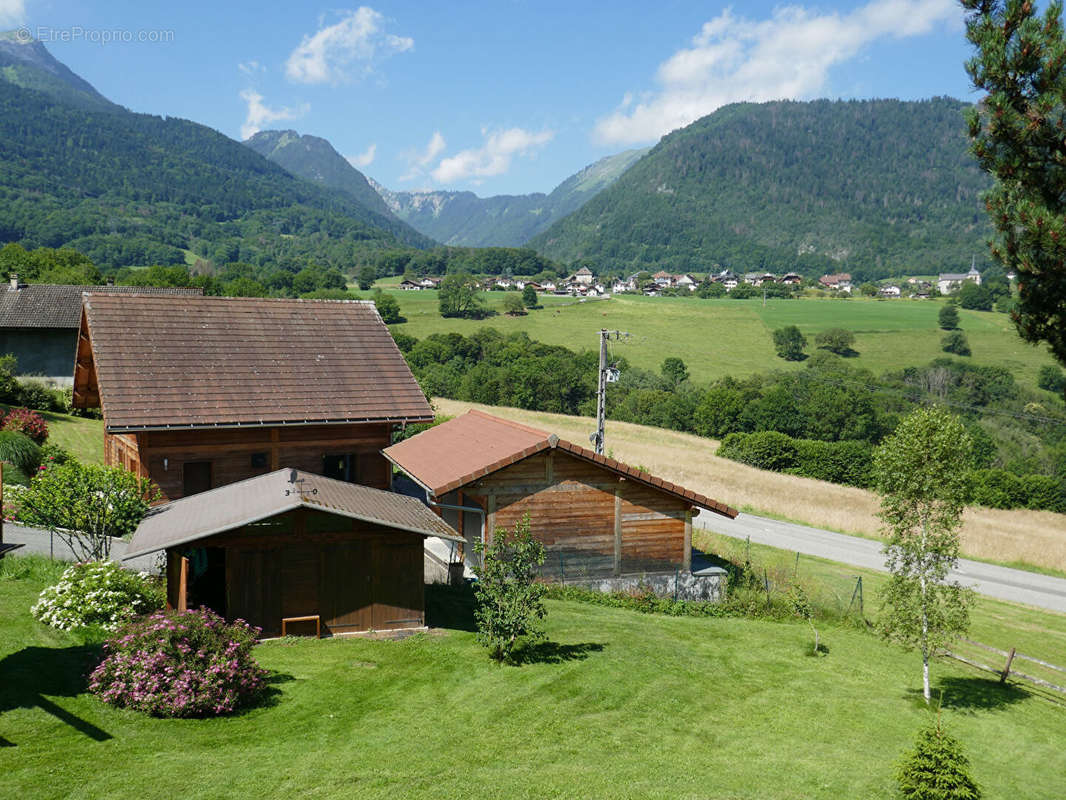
[530,98,992,279]
[369,148,648,247]
[0,34,430,273]
[0,35,995,282]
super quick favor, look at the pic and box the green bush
[718,431,798,471]
[16,380,64,412]
[0,430,41,478]
[1037,364,1065,394]
[719,432,873,487]
[791,439,874,487]
[941,331,971,356]
[968,469,1066,512]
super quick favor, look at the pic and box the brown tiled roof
[0,284,202,329]
[383,410,738,519]
[124,468,461,559]
[82,295,432,432]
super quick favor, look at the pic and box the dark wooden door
[321,541,372,633]
[371,539,424,629]
[183,461,212,497]
[280,545,319,631]
[226,549,281,636]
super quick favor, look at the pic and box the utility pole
[593,329,628,455]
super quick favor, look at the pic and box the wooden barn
[123,469,462,636]
[384,411,738,578]
[72,295,433,501]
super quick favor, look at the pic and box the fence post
[793,551,800,578]
[857,577,863,618]
[763,568,771,606]
[1001,647,1016,683]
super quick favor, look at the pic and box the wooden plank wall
[461,451,690,577]
[202,511,425,636]
[106,423,392,501]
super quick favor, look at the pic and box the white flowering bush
[31,560,164,632]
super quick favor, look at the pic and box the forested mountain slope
[373,147,648,247]
[0,41,430,271]
[530,98,991,280]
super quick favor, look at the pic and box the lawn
[2,555,1064,799]
[384,290,1059,390]
[0,406,103,465]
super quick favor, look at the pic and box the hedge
[969,469,1066,513]
[717,431,873,488]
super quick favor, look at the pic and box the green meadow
[3,553,1065,799]
[380,288,1058,389]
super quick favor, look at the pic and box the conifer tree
[896,715,981,800]
[963,0,1066,365]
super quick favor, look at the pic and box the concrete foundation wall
[560,567,727,602]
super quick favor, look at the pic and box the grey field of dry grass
[433,398,1066,574]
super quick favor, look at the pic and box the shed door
[321,541,372,633]
[372,539,424,629]
[280,545,319,622]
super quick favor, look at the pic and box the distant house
[878,285,901,297]
[819,273,852,292]
[384,411,738,579]
[0,277,202,386]
[611,279,633,294]
[523,282,543,293]
[123,469,461,637]
[676,274,699,291]
[778,273,803,285]
[418,277,441,289]
[541,280,557,292]
[398,279,423,291]
[744,272,775,286]
[73,295,432,502]
[652,271,675,288]
[937,265,981,295]
[574,267,594,286]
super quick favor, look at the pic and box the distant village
[398,262,992,299]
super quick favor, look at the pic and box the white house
[574,267,594,286]
[878,285,901,297]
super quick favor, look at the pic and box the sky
[2,0,980,197]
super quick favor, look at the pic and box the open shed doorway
[184,546,226,617]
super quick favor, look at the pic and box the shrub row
[970,469,1066,513]
[717,432,1066,512]
[717,431,874,488]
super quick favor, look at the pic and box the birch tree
[874,406,974,703]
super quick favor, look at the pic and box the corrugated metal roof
[83,295,433,431]
[383,410,739,519]
[123,468,461,559]
[0,284,202,329]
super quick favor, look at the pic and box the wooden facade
[165,508,426,637]
[439,449,693,577]
[106,423,393,502]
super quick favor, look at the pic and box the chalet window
[323,453,358,483]
[250,452,268,469]
[183,461,213,496]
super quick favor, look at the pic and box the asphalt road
[2,523,159,572]
[697,512,1066,615]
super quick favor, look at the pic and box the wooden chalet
[384,411,738,577]
[72,295,432,501]
[123,469,462,636]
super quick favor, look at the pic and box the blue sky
[5,0,978,196]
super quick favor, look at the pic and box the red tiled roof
[82,295,433,432]
[383,410,737,518]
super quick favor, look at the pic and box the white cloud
[594,0,959,145]
[399,131,447,181]
[285,7,413,85]
[239,89,309,140]
[431,127,554,183]
[0,0,26,28]
[238,60,265,77]
[347,143,377,168]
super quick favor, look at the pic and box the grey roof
[0,284,203,329]
[123,468,461,559]
[938,273,972,281]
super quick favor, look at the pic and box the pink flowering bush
[89,607,268,717]
[2,407,48,444]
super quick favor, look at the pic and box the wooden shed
[123,469,462,637]
[72,295,433,501]
[384,411,738,578]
